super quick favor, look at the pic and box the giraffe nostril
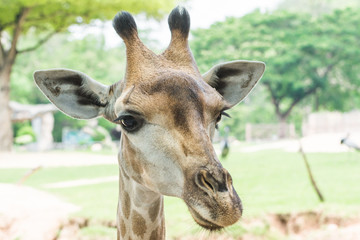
[195,169,233,194]
[196,170,216,194]
[201,173,216,193]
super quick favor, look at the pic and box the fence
[302,111,360,136]
[245,123,296,141]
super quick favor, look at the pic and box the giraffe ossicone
[34,6,265,239]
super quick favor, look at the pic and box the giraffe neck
[117,167,165,240]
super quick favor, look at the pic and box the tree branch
[0,32,5,67]
[322,63,335,78]
[263,82,282,117]
[0,20,16,30]
[264,81,318,120]
[283,86,318,118]
[314,63,335,81]
[17,30,58,54]
[5,7,31,66]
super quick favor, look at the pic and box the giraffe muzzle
[184,167,242,230]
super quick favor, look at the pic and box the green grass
[225,150,360,215]
[0,165,118,186]
[80,225,117,239]
[1,149,359,239]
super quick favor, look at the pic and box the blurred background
[0,0,359,239]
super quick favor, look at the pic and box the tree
[191,9,360,137]
[0,0,175,151]
[303,8,360,111]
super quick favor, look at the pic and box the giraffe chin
[187,206,224,231]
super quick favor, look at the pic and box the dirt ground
[176,212,360,240]
[0,151,116,240]
[0,183,79,240]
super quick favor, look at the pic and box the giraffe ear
[203,60,265,107]
[34,69,111,119]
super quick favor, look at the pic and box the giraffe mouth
[187,206,223,231]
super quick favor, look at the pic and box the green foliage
[0,0,176,32]
[16,124,35,138]
[191,8,360,138]
[53,111,87,142]
[12,121,29,137]
[92,129,106,142]
[312,8,360,110]
[98,118,116,136]
[13,122,36,145]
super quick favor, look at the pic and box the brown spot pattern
[146,76,204,131]
[122,192,131,219]
[124,142,143,176]
[120,219,126,238]
[130,158,142,176]
[119,172,124,190]
[148,198,160,222]
[150,228,159,240]
[131,210,147,238]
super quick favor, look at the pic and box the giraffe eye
[216,111,230,123]
[216,114,222,123]
[215,111,230,129]
[115,115,143,132]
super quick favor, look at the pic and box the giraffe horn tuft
[168,6,190,39]
[113,11,138,41]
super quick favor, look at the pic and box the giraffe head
[34,6,265,231]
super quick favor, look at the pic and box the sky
[69,0,282,48]
[182,0,282,28]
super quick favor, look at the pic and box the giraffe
[34,6,265,240]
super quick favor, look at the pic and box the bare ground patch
[175,211,360,240]
[0,183,79,240]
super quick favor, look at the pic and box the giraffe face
[114,70,242,229]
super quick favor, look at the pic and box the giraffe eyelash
[221,112,231,118]
[215,111,231,129]
[217,111,231,122]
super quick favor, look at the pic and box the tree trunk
[314,89,319,111]
[0,69,13,151]
[278,115,288,139]
[270,94,290,139]
[0,8,31,151]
